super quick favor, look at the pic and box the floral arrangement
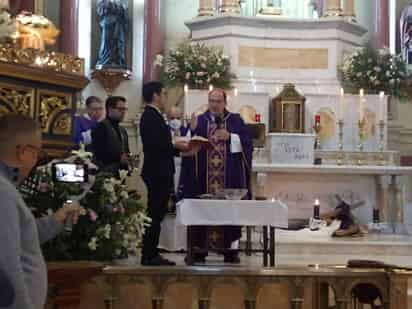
[16,12,52,28]
[0,8,15,41]
[20,147,150,262]
[339,45,411,100]
[156,40,235,89]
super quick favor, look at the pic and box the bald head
[168,106,182,120]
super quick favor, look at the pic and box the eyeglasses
[17,144,48,159]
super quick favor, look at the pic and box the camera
[52,163,88,183]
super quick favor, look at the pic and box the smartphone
[52,163,88,183]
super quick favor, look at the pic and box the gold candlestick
[377,120,386,165]
[336,119,344,165]
[357,119,365,165]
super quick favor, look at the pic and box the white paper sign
[269,133,315,164]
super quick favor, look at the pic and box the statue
[400,1,412,65]
[96,0,128,69]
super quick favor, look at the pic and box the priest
[181,88,253,264]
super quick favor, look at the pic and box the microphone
[0,269,14,307]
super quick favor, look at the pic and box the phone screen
[53,163,87,183]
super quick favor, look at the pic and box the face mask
[169,119,182,131]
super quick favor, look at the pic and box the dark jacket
[140,105,177,179]
[91,118,130,172]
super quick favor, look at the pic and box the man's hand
[53,201,83,225]
[174,139,190,151]
[214,129,230,141]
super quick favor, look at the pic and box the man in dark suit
[140,81,194,266]
[0,268,14,307]
[92,96,130,174]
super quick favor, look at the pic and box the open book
[175,135,212,150]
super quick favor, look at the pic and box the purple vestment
[73,114,98,148]
[180,110,253,249]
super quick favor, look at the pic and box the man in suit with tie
[140,81,195,266]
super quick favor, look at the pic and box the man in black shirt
[91,96,130,173]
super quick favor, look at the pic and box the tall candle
[184,84,189,119]
[339,88,344,120]
[313,199,320,219]
[315,114,321,124]
[379,91,385,122]
[359,89,364,121]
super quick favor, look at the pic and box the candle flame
[184,84,189,93]
[315,199,320,206]
[359,89,364,96]
[379,91,385,99]
[234,88,238,96]
[209,84,214,92]
[340,88,344,96]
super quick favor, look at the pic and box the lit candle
[234,88,238,97]
[209,84,214,92]
[359,89,364,121]
[313,199,320,219]
[184,84,189,119]
[339,88,344,120]
[315,114,321,124]
[379,91,385,122]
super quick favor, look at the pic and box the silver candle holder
[356,119,366,165]
[377,120,386,166]
[336,119,345,165]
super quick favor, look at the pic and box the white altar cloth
[177,199,288,228]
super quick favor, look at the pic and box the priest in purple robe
[181,88,253,264]
[73,96,104,150]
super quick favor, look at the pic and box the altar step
[274,230,412,267]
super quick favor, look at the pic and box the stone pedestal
[323,0,342,17]
[219,0,240,14]
[198,0,214,16]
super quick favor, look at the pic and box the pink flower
[89,209,98,222]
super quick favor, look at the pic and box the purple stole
[206,114,230,194]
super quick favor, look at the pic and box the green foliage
[339,45,411,100]
[157,40,235,89]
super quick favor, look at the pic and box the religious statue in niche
[400,1,412,65]
[96,0,128,69]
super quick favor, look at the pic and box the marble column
[342,0,356,21]
[378,175,391,223]
[219,0,241,14]
[323,0,342,17]
[143,0,164,82]
[59,0,79,56]
[392,175,406,234]
[374,0,390,49]
[198,0,214,16]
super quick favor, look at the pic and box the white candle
[359,89,364,121]
[379,91,385,122]
[339,88,344,120]
[184,84,189,118]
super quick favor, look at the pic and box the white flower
[71,144,93,159]
[115,249,122,256]
[374,66,381,72]
[356,72,362,77]
[212,72,220,79]
[103,224,111,239]
[120,191,129,200]
[119,170,128,181]
[389,78,395,85]
[385,71,391,77]
[103,182,115,193]
[153,54,163,67]
[201,63,207,69]
[222,55,229,60]
[88,237,98,251]
[47,208,54,215]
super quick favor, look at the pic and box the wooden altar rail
[100,265,411,309]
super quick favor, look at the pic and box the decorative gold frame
[270,83,306,133]
[36,89,73,135]
[0,81,36,117]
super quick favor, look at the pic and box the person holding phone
[0,114,82,309]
